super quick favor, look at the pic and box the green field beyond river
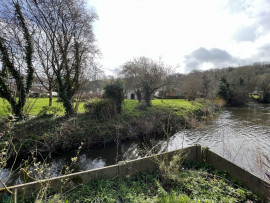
[0,98,203,117]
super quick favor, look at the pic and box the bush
[135,101,148,111]
[229,86,249,106]
[217,77,249,106]
[218,83,230,102]
[84,99,116,120]
[37,106,64,117]
[103,79,124,113]
[261,91,270,103]
[215,97,226,108]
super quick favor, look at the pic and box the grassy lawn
[0,98,203,118]
[123,99,204,117]
[0,98,85,117]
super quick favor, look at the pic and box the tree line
[119,60,270,106]
[178,63,270,105]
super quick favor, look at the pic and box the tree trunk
[136,89,142,103]
[62,97,74,116]
[143,85,152,107]
[48,89,53,106]
[14,105,23,119]
[58,84,74,117]
[9,97,25,119]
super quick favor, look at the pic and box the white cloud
[88,0,270,74]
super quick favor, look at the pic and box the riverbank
[22,161,263,202]
[1,99,217,158]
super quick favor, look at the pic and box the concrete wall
[204,148,270,202]
[0,145,269,202]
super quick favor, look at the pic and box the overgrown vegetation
[0,99,216,157]
[84,98,116,120]
[103,79,125,113]
[44,161,262,202]
[218,77,249,106]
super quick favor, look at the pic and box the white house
[126,90,138,100]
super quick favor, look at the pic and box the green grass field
[123,99,204,117]
[0,98,85,117]
[0,98,203,118]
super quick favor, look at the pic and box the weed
[60,162,261,202]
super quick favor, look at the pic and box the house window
[131,93,135,99]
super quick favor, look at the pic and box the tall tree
[33,29,57,106]
[182,71,203,101]
[122,61,143,102]
[0,2,34,118]
[26,0,99,116]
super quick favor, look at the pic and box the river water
[2,102,270,186]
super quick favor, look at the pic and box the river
[2,101,270,186]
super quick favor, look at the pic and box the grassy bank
[23,161,262,202]
[1,99,216,157]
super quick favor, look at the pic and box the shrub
[217,77,249,106]
[135,101,148,111]
[218,83,230,102]
[215,97,226,108]
[229,86,249,106]
[84,98,116,120]
[103,79,124,113]
[37,106,64,117]
[261,91,270,103]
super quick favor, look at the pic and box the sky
[87,0,270,75]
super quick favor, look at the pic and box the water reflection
[168,102,270,179]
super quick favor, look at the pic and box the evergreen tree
[104,79,124,114]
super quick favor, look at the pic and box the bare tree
[26,0,99,116]
[239,66,258,96]
[33,29,57,106]
[121,57,171,106]
[182,71,203,100]
[122,61,143,102]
